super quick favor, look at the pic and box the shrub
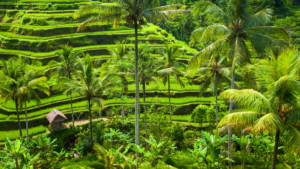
[169,123,184,147]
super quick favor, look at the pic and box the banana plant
[31,134,57,167]
[94,140,123,169]
[188,131,233,169]
[20,152,42,169]
[102,128,121,147]
[117,132,133,145]
[232,135,251,167]
[109,144,140,168]
[144,135,176,167]
[3,137,31,169]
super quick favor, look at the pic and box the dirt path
[64,118,109,128]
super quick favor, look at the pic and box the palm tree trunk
[15,100,22,137]
[25,102,28,140]
[88,98,93,153]
[69,73,75,129]
[215,93,218,131]
[215,74,218,131]
[272,130,280,169]
[134,20,140,160]
[143,81,148,150]
[168,75,172,121]
[228,67,235,169]
[70,93,75,129]
[122,87,124,128]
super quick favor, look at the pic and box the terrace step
[0,90,208,115]
[0,43,192,64]
[0,29,169,52]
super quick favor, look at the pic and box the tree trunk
[122,87,124,128]
[143,81,148,150]
[134,20,140,160]
[70,93,75,129]
[215,74,218,131]
[272,130,280,169]
[88,99,94,153]
[15,100,22,137]
[69,73,75,129]
[228,67,235,169]
[25,102,28,140]
[168,75,172,121]
[14,152,20,169]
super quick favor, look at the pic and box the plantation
[1,0,300,168]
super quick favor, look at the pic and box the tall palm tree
[19,72,50,140]
[107,41,130,127]
[137,43,162,145]
[60,55,116,153]
[189,56,240,131]
[0,57,27,137]
[218,49,300,169]
[74,1,186,156]
[158,45,186,122]
[51,44,81,128]
[189,0,289,165]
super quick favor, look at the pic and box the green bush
[55,154,105,169]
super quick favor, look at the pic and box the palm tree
[51,44,80,128]
[218,49,300,169]
[158,45,186,122]
[189,0,289,165]
[0,57,27,137]
[137,43,163,145]
[19,72,50,140]
[60,55,116,153]
[107,41,131,127]
[74,1,186,156]
[189,56,240,131]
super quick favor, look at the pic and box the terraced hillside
[0,0,216,137]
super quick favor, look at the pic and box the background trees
[189,55,240,130]
[59,55,116,152]
[189,0,290,165]
[74,2,186,157]
[51,44,80,129]
[158,45,186,122]
[0,57,28,137]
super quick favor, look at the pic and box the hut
[46,109,68,129]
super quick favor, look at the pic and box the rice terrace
[0,0,300,168]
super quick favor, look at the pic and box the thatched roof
[46,109,67,124]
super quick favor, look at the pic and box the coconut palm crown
[218,49,300,169]
[189,0,289,69]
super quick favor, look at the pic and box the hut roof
[46,109,67,124]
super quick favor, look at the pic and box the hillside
[0,0,211,133]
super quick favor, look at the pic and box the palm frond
[74,4,121,19]
[244,8,272,29]
[248,32,289,54]
[220,89,275,113]
[218,111,261,127]
[286,124,300,154]
[190,24,230,43]
[189,37,228,69]
[252,113,284,133]
[77,14,123,32]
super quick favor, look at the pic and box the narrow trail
[63,117,109,128]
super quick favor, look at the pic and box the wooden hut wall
[53,116,66,123]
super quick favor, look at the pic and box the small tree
[191,104,208,129]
